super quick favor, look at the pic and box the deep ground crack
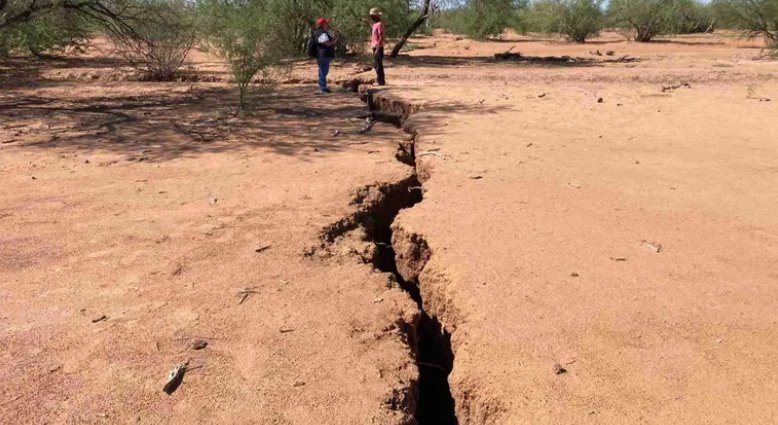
[363,89,458,425]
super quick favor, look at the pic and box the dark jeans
[317,57,331,91]
[373,46,385,86]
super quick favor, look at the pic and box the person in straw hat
[369,7,386,86]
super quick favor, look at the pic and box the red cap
[316,18,329,28]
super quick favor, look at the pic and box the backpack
[307,30,318,58]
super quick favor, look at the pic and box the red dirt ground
[2,30,778,424]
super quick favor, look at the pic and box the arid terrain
[2,31,778,424]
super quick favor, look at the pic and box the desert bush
[110,0,195,80]
[708,0,741,29]
[675,0,716,33]
[525,0,603,42]
[196,0,298,111]
[223,0,413,56]
[608,0,688,41]
[718,0,778,49]
[432,0,527,39]
[0,5,89,57]
[330,0,414,52]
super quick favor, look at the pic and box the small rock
[92,315,108,323]
[553,362,567,375]
[255,244,272,253]
[597,97,604,103]
[570,272,579,277]
[538,93,546,98]
[293,381,306,387]
[209,197,218,205]
[191,339,208,350]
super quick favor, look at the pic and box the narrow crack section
[364,89,459,425]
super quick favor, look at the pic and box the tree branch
[390,0,433,58]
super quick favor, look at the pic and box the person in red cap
[313,18,337,93]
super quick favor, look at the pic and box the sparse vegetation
[718,0,778,52]
[676,0,716,34]
[607,0,682,41]
[525,0,604,42]
[432,0,527,40]
[196,0,296,112]
[110,0,195,81]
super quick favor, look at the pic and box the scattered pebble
[570,272,579,277]
[553,362,567,375]
[255,244,272,253]
[163,361,189,395]
[91,315,108,323]
[191,339,208,350]
[597,97,604,103]
[293,381,306,387]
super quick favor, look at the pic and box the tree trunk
[389,0,432,58]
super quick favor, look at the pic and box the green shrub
[432,0,527,39]
[607,0,683,41]
[111,0,196,80]
[719,0,778,47]
[196,0,298,111]
[330,0,413,52]
[0,6,89,57]
[708,0,741,29]
[675,0,716,33]
[526,0,603,42]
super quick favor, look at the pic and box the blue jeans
[317,57,331,91]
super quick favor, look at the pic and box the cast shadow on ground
[1,83,507,162]
[391,54,637,69]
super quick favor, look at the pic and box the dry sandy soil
[2,30,778,424]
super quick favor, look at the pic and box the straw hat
[369,7,382,16]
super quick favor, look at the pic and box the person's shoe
[319,88,332,94]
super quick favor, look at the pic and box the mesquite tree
[723,0,778,47]
[608,0,682,41]
[0,0,145,56]
[196,0,299,112]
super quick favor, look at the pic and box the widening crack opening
[364,89,459,425]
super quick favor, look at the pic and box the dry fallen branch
[236,287,259,304]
